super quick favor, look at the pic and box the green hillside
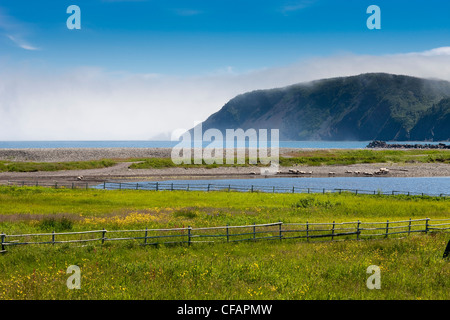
[196,73,450,141]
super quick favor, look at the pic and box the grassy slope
[0,186,449,300]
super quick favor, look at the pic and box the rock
[366,140,450,149]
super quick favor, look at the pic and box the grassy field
[0,186,449,300]
[130,149,450,169]
[279,149,450,166]
[0,159,116,172]
[2,149,448,172]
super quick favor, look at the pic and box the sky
[1,0,450,140]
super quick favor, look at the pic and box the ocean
[0,140,446,149]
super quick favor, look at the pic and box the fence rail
[6,180,450,198]
[1,218,449,253]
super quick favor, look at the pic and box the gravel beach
[0,148,175,162]
[0,148,449,185]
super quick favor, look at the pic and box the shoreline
[0,147,449,184]
[1,162,449,185]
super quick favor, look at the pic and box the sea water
[0,140,447,149]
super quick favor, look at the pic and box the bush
[38,217,73,232]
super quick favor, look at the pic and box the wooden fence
[1,218,449,253]
[6,180,450,198]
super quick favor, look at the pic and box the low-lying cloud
[2,47,450,140]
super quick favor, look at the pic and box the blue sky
[2,0,450,75]
[1,0,450,140]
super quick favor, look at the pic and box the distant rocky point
[366,140,450,149]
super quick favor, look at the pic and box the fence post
[144,228,148,245]
[292,186,295,193]
[306,221,309,242]
[356,220,361,240]
[103,181,106,190]
[102,229,106,244]
[226,224,229,242]
[331,221,335,241]
[228,185,231,192]
[188,226,192,246]
[136,183,139,190]
[443,240,450,259]
[156,182,159,191]
[385,220,389,239]
[171,183,174,191]
[85,182,88,190]
[425,218,429,234]
[1,233,5,252]
[251,185,254,193]
[408,218,412,235]
[207,184,210,192]
[52,231,55,245]
[253,223,256,240]
[279,222,282,241]
[55,182,58,189]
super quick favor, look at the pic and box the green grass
[0,186,448,300]
[1,149,448,172]
[0,159,117,172]
[279,149,450,166]
[129,150,450,169]
[0,186,448,233]
[128,157,254,169]
[0,233,448,300]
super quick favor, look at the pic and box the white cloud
[6,35,39,51]
[416,47,450,56]
[0,8,39,51]
[281,0,316,14]
[2,47,450,140]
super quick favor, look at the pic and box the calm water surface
[0,140,447,149]
[103,177,450,196]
